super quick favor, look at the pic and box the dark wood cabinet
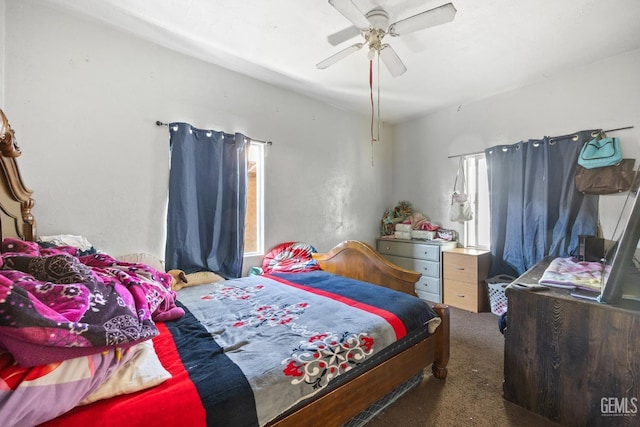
[503,260,640,426]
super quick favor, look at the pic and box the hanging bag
[449,158,473,222]
[575,158,640,194]
[577,133,622,169]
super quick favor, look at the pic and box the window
[244,142,265,256]
[463,154,490,249]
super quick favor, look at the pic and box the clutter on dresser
[380,201,457,242]
[380,200,414,236]
[436,228,458,241]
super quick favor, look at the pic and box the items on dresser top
[377,238,457,303]
[381,201,414,236]
[537,256,608,291]
[442,248,491,313]
[380,201,446,240]
[504,258,640,426]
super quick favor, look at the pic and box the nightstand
[442,248,491,312]
[376,238,457,303]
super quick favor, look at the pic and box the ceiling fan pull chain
[377,53,381,144]
[370,59,376,142]
[369,59,377,166]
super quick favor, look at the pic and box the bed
[0,107,450,426]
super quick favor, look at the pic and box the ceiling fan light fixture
[320,1,456,76]
[365,8,390,30]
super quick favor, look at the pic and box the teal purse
[578,136,622,169]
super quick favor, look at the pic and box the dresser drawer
[384,255,441,278]
[443,280,479,312]
[415,275,440,295]
[443,252,480,283]
[377,240,440,261]
[416,289,440,304]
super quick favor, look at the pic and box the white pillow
[117,253,165,272]
[38,234,94,251]
[80,340,171,405]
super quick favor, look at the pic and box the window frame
[462,153,490,250]
[244,142,265,257]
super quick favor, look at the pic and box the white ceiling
[45,0,640,124]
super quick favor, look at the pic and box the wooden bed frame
[0,108,36,242]
[268,241,450,426]
[0,107,449,427]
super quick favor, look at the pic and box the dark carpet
[366,307,559,427]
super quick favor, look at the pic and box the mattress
[41,271,440,426]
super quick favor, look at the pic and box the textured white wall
[393,49,640,243]
[5,1,639,272]
[4,0,394,270]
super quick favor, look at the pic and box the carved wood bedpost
[0,108,36,241]
[431,303,450,379]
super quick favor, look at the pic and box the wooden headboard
[312,240,421,296]
[0,108,36,241]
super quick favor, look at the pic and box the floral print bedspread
[0,238,184,367]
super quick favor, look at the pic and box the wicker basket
[486,274,516,316]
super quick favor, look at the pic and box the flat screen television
[598,190,640,308]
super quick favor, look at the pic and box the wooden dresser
[504,258,640,426]
[376,238,457,303]
[442,248,491,312]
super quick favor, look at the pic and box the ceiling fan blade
[327,25,362,46]
[328,0,371,30]
[388,2,457,37]
[379,44,407,77]
[316,43,364,69]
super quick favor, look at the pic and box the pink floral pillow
[261,242,320,274]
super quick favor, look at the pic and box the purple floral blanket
[0,238,184,366]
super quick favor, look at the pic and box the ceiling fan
[317,0,457,77]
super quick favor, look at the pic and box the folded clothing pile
[394,212,442,240]
[394,222,412,240]
[382,202,447,241]
[411,230,436,240]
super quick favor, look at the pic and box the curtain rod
[447,125,634,159]
[155,120,272,146]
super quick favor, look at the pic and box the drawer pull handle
[455,267,465,270]
[456,294,465,298]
